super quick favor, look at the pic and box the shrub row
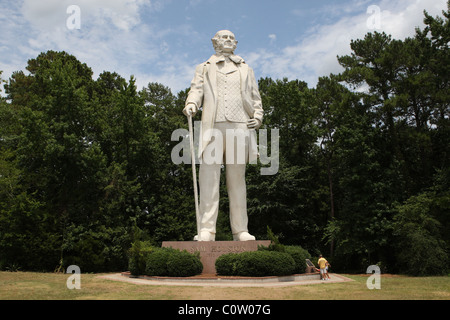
[258,244,312,274]
[215,251,296,277]
[128,243,202,277]
[216,245,312,276]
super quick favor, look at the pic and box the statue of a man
[183,30,264,241]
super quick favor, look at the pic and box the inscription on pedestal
[162,240,271,275]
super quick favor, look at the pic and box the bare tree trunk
[327,161,335,258]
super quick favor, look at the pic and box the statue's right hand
[183,103,197,117]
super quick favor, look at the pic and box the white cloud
[134,63,195,93]
[21,0,152,31]
[0,0,198,93]
[246,0,448,87]
[1,0,173,89]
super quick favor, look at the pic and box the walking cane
[188,114,201,241]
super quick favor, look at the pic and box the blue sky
[0,0,447,94]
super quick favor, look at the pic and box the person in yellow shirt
[317,255,330,280]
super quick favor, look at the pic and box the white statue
[183,30,264,241]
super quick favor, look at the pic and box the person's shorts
[320,268,326,274]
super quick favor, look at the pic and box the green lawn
[0,272,449,300]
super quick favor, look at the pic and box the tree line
[0,6,448,275]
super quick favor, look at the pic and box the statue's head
[211,30,238,55]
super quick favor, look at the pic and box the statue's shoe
[233,232,256,241]
[193,232,215,241]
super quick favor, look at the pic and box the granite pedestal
[162,240,271,275]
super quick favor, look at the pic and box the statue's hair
[211,30,238,53]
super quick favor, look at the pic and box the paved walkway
[98,273,354,288]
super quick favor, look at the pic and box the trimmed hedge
[215,253,240,276]
[284,246,312,274]
[144,247,203,277]
[145,247,174,276]
[215,250,296,277]
[128,244,203,277]
[258,244,312,274]
[166,250,203,277]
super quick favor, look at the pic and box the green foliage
[0,52,196,271]
[166,250,203,277]
[258,227,312,274]
[128,225,155,276]
[145,248,174,276]
[264,226,285,252]
[144,248,202,277]
[284,246,312,274]
[215,251,295,277]
[215,253,240,276]
[127,241,153,276]
[258,245,312,274]
[62,224,130,272]
[393,187,449,276]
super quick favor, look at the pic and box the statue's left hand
[247,118,261,130]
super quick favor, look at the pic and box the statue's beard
[214,43,236,56]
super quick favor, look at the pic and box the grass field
[0,272,449,300]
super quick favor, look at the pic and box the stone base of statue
[162,240,271,275]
